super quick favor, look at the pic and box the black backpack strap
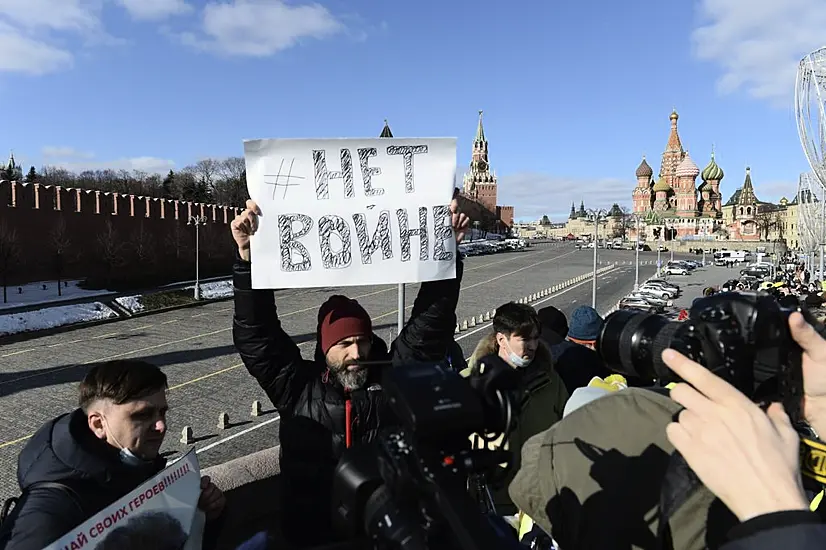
[1,482,84,524]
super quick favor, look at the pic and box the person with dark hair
[0,360,225,550]
[463,302,568,515]
[549,306,613,394]
[230,197,469,547]
[536,306,568,347]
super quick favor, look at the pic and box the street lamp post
[657,226,663,277]
[634,215,641,291]
[188,215,208,300]
[588,209,607,308]
[669,223,675,262]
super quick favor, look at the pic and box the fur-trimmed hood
[468,332,553,371]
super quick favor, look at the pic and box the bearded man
[231,198,468,547]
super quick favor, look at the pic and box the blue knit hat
[567,306,604,341]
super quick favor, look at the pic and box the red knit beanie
[318,295,372,355]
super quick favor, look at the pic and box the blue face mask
[103,416,153,467]
[503,339,533,368]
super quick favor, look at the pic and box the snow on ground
[0,302,118,336]
[194,280,234,299]
[0,280,111,310]
[115,296,145,314]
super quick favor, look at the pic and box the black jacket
[549,339,612,394]
[232,256,463,547]
[721,510,825,549]
[0,409,165,550]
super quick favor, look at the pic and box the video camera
[331,357,525,550]
[596,290,822,422]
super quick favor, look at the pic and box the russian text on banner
[244,137,458,289]
[44,449,201,550]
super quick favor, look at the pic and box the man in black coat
[230,198,469,547]
[0,360,225,550]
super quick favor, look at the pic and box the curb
[454,263,618,334]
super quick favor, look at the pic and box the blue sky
[1,0,825,222]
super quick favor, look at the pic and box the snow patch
[116,296,145,314]
[194,280,234,300]
[0,280,112,310]
[0,302,118,336]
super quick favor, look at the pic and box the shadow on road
[0,322,397,398]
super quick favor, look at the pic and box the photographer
[664,312,826,548]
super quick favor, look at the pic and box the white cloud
[0,0,113,75]
[180,0,343,56]
[42,146,94,159]
[116,0,192,21]
[42,150,176,174]
[0,22,73,74]
[498,172,631,222]
[692,0,826,104]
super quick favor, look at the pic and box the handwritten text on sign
[244,138,458,289]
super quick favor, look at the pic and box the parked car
[619,297,664,313]
[626,292,672,307]
[664,266,690,276]
[639,284,677,299]
[645,279,680,294]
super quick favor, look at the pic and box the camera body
[331,359,523,550]
[597,290,810,419]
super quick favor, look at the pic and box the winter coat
[0,409,166,550]
[232,256,463,547]
[720,511,825,550]
[549,339,613,395]
[462,334,568,516]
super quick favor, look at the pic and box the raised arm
[392,194,469,363]
[231,202,305,411]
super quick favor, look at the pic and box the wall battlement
[0,180,243,224]
[0,180,242,287]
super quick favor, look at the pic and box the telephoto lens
[595,309,684,384]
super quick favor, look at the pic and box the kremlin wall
[0,180,241,287]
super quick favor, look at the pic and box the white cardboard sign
[243,138,458,289]
[44,449,201,550]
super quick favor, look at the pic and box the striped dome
[652,176,671,193]
[635,157,653,178]
[675,153,700,178]
[701,154,724,181]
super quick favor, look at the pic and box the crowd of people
[1,197,826,549]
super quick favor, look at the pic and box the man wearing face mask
[0,360,225,550]
[464,302,569,515]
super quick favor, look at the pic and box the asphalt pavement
[0,242,707,499]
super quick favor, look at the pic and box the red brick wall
[1,181,242,287]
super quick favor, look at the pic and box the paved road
[0,243,704,498]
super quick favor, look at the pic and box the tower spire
[475,110,486,143]
[379,119,393,138]
[666,109,683,152]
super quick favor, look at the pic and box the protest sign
[243,137,458,289]
[44,449,200,550]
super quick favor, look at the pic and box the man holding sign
[0,360,226,549]
[232,136,469,547]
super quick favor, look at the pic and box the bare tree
[755,209,780,241]
[97,220,125,287]
[49,217,72,296]
[0,222,20,303]
[130,222,156,268]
